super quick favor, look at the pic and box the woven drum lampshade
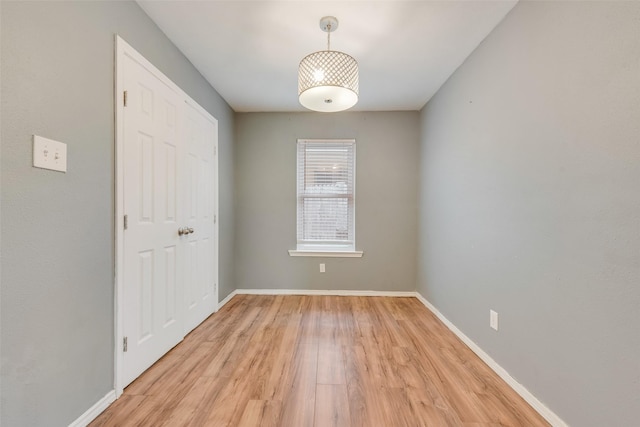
[298,17,359,113]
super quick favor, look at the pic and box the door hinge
[123,90,128,107]
[124,214,128,230]
[214,214,217,224]
[214,146,217,156]
[123,337,128,352]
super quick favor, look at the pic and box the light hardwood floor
[91,295,549,426]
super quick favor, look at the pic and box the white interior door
[183,101,218,334]
[121,53,184,386]
[117,37,219,391]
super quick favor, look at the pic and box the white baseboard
[234,288,416,297]
[414,292,568,427]
[68,390,116,427]
[218,290,238,310]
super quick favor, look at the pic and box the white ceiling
[137,1,517,112]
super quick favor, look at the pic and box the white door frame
[114,35,219,396]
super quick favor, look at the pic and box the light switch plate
[33,135,67,172]
[490,309,499,331]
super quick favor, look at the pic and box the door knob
[178,227,194,236]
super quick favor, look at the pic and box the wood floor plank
[407,386,464,427]
[314,384,351,427]
[345,344,391,427]
[90,295,550,427]
[105,395,165,427]
[199,308,286,426]
[381,387,432,427]
[278,298,320,427]
[335,296,359,345]
[88,395,146,427]
[343,344,370,427]
[158,376,218,427]
[201,306,264,378]
[317,343,346,385]
[123,348,184,396]
[262,313,303,400]
[278,341,318,427]
[135,342,218,425]
[143,341,215,398]
[237,399,282,427]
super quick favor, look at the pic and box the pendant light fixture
[298,16,359,112]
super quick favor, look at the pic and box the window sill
[288,250,364,258]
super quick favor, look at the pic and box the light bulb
[313,69,325,82]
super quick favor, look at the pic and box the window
[290,139,362,257]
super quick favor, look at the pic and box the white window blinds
[297,139,356,250]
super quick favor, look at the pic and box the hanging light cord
[327,23,331,51]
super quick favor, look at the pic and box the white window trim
[288,249,364,258]
[291,138,363,257]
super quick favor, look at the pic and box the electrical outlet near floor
[490,310,499,331]
[319,263,325,273]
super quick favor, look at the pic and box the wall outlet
[319,263,325,273]
[490,310,499,331]
[33,135,67,172]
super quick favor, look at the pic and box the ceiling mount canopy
[298,16,359,113]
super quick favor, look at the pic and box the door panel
[122,54,184,387]
[184,102,218,334]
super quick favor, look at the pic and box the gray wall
[235,112,419,292]
[0,1,234,425]
[417,1,640,426]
